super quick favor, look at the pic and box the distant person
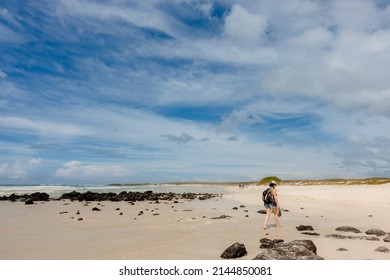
[262,180,281,230]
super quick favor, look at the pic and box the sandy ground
[0,184,390,260]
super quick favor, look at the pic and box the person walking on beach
[262,180,280,230]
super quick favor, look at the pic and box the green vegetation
[257,176,282,186]
[109,177,390,187]
[108,181,255,186]
[108,183,153,187]
[282,177,390,185]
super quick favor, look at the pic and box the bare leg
[272,208,280,228]
[263,208,271,230]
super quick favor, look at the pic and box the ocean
[0,184,231,199]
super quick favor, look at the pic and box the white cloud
[0,69,7,78]
[337,136,390,177]
[0,116,93,137]
[328,0,383,32]
[220,104,265,131]
[55,160,129,179]
[0,8,8,16]
[63,160,81,168]
[263,28,390,116]
[29,158,42,166]
[224,4,268,44]
[288,26,334,48]
[0,163,9,175]
[0,158,44,180]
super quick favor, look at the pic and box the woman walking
[262,180,281,230]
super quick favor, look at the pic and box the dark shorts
[264,202,277,209]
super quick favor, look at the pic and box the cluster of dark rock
[221,239,324,260]
[0,190,221,204]
[325,226,390,253]
[0,192,50,204]
[326,226,390,243]
[59,190,220,202]
[220,225,390,259]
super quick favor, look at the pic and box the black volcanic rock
[254,240,323,260]
[3,192,50,202]
[301,232,320,236]
[259,238,285,249]
[29,192,50,201]
[335,226,361,233]
[25,199,34,205]
[337,248,348,251]
[374,246,389,253]
[326,234,380,241]
[365,228,386,236]
[220,242,247,259]
[211,215,231,219]
[58,190,220,202]
[296,225,314,231]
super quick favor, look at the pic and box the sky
[1,0,390,184]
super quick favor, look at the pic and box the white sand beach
[1,183,390,260]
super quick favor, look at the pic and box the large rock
[25,199,34,205]
[337,248,348,251]
[259,238,285,249]
[301,232,320,236]
[326,234,348,239]
[29,192,50,201]
[383,236,390,242]
[220,242,247,259]
[366,228,386,236]
[254,240,323,260]
[374,246,389,253]
[335,226,361,233]
[288,240,318,254]
[359,236,380,241]
[211,215,231,220]
[326,234,380,241]
[296,225,314,231]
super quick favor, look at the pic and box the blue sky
[1,0,390,184]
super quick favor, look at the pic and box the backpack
[262,187,274,203]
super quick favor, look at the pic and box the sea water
[0,184,231,199]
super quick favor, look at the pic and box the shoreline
[2,177,390,199]
[1,183,390,260]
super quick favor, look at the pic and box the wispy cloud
[0,69,7,78]
[0,116,93,137]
